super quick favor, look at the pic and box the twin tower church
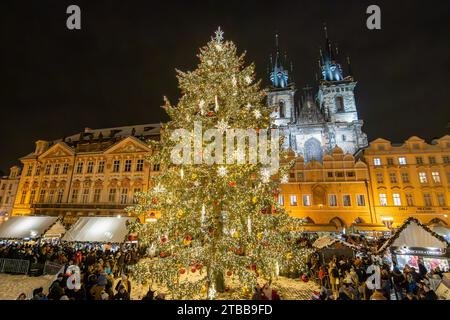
[266,29,368,162]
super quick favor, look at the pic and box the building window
[336,172,344,178]
[393,193,402,206]
[39,190,46,203]
[376,173,384,184]
[297,172,304,180]
[416,157,423,165]
[289,172,295,179]
[8,184,12,191]
[327,172,333,178]
[45,164,51,175]
[387,158,394,165]
[20,191,27,204]
[279,101,285,118]
[335,96,344,112]
[328,194,337,207]
[113,160,120,173]
[443,156,450,164]
[98,161,105,173]
[398,157,407,165]
[429,156,436,165]
[379,194,388,206]
[343,195,351,207]
[0,184,4,190]
[53,163,60,175]
[81,189,89,203]
[278,195,284,206]
[342,135,346,142]
[108,188,117,202]
[346,171,355,177]
[71,189,79,203]
[432,172,441,184]
[57,189,64,203]
[120,188,128,204]
[76,162,84,174]
[26,165,33,176]
[62,163,69,174]
[30,190,36,204]
[303,195,311,207]
[401,172,410,183]
[448,172,450,183]
[389,172,398,184]
[418,172,428,184]
[124,159,132,172]
[290,195,298,206]
[423,193,432,206]
[373,158,381,166]
[87,161,94,174]
[136,159,144,172]
[153,163,161,172]
[47,190,55,203]
[93,189,101,203]
[437,193,446,207]
[356,194,365,207]
[35,165,41,176]
[406,193,414,206]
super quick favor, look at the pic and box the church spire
[319,24,345,82]
[269,33,292,89]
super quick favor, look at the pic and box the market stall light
[145,218,157,223]
[117,214,122,219]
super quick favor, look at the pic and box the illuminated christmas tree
[128,27,307,299]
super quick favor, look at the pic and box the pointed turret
[269,33,293,89]
[319,24,345,82]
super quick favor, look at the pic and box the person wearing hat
[115,274,132,295]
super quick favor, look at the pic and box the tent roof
[312,236,360,250]
[62,217,137,243]
[378,218,449,254]
[0,216,60,239]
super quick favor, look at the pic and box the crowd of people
[308,252,445,300]
[0,241,146,300]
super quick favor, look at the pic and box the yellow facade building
[278,147,384,233]
[12,124,160,224]
[363,135,450,229]
[10,123,450,233]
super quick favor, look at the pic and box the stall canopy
[0,216,65,240]
[313,236,360,251]
[62,217,137,243]
[378,217,449,254]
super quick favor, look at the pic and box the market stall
[312,236,360,264]
[62,216,138,244]
[377,217,449,272]
[0,216,66,241]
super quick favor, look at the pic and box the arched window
[304,138,323,163]
[279,100,285,118]
[335,96,345,112]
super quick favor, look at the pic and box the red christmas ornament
[152,197,158,204]
[207,111,215,117]
[191,268,197,273]
[251,264,257,271]
[229,181,236,187]
[195,263,202,270]
[159,252,166,258]
[179,268,186,274]
[226,271,233,277]
[185,235,192,241]
[224,286,230,292]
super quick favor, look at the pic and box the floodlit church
[267,30,368,162]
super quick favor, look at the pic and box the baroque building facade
[267,30,367,162]
[11,124,160,225]
[0,166,21,223]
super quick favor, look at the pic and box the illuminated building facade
[0,166,21,223]
[12,124,160,224]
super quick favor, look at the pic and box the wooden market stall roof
[377,217,449,254]
[312,236,360,251]
[62,217,137,243]
[0,216,65,240]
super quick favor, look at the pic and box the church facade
[267,31,368,163]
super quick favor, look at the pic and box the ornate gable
[103,136,151,155]
[38,142,74,160]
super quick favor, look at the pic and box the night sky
[1,0,449,173]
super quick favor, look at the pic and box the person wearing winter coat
[114,285,130,300]
[115,274,132,295]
